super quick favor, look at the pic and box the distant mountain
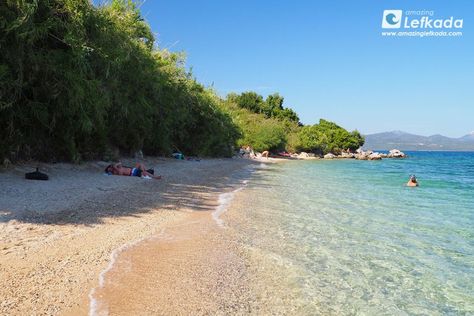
[459,131,474,142]
[363,131,474,151]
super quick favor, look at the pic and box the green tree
[262,93,283,117]
[296,119,364,154]
[233,91,264,113]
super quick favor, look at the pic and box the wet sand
[90,160,309,316]
[91,211,253,315]
[0,157,263,315]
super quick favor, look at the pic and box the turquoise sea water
[228,152,474,314]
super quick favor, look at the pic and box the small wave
[88,230,166,316]
[212,180,248,228]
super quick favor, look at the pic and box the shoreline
[87,168,256,315]
[2,153,472,314]
[0,157,262,315]
[0,154,398,315]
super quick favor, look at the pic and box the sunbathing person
[105,162,161,179]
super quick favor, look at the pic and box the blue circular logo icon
[386,13,399,25]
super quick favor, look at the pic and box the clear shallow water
[229,152,474,315]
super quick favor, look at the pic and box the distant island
[363,131,474,151]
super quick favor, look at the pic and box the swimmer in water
[407,175,419,187]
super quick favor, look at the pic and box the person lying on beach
[406,175,419,187]
[105,162,161,179]
[261,150,269,158]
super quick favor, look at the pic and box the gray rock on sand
[324,153,336,159]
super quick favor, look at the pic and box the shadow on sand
[0,159,274,226]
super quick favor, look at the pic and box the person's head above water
[407,175,419,187]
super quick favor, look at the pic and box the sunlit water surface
[227,152,474,315]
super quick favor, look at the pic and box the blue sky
[124,0,472,137]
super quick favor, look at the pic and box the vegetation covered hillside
[0,0,239,161]
[0,0,363,162]
[222,92,364,155]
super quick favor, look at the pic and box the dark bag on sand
[25,168,49,181]
[146,168,154,175]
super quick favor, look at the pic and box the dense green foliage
[295,119,365,154]
[0,0,239,161]
[221,99,294,152]
[223,93,364,155]
[0,0,363,162]
[227,92,300,124]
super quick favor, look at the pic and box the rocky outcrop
[292,148,406,160]
[355,150,371,160]
[353,149,406,160]
[368,152,382,160]
[324,153,336,159]
[339,152,355,159]
[387,149,406,158]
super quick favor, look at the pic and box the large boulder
[355,150,372,160]
[388,149,406,158]
[324,153,336,159]
[355,153,369,160]
[298,152,310,158]
[339,152,355,159]
[368,152,382,160]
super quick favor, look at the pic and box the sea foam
[212,179,248,228]
[88,230,166,316]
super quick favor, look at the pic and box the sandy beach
[0,157,272,315]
